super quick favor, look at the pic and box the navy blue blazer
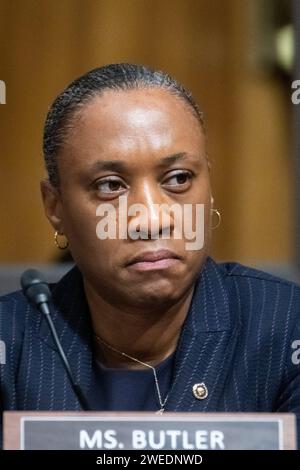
[1,257,300,448]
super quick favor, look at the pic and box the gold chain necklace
[94,334,169,414]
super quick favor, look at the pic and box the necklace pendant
[156,408,164,415]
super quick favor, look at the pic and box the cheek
[64,208,96,242]
[60,200,127,270]
[59,200,106,258]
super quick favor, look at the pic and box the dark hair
[43,63,204,187]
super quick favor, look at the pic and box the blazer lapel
[165,257,238,412]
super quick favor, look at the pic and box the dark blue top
[91,353,175,412]
[1,258,300,449]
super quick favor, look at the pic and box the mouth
[125,249,182,272]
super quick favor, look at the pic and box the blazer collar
[184,256,232,333]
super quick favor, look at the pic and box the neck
[84,281,195,369]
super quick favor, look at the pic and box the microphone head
[21,269,52,307]
[21,269,47,290]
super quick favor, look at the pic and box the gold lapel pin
[192,382,208,400]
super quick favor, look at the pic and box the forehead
[63,88,205,163]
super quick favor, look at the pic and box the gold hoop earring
[54,231,69,250]
[211,208,221,229]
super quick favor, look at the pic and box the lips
[126,250,180,271]
[126,249,180,267]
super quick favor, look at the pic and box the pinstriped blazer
[0,257,300,448]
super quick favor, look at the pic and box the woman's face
[42,88,212,310]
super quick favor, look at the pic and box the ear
[40,179,64,232]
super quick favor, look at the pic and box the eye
[162,170,193,192]
[94,176,128,196]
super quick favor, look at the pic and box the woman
[1,64,300,447]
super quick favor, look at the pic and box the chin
[129,292,179,310]
[125,277,190,308]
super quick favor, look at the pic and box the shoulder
[0,264,79,316]
[218,260,300,295]
[0,290,34,385]
[0,289,35,350]
[214,259,300,327]
[219,260,300,286]
[0,288,30,323]
[0,264,82,339]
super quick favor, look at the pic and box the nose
[127,180,175,240]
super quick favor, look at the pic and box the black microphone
[21,269,90,411]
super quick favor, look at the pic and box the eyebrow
[87,152,194,173]
[158,152,190,167]
[88,160,127,173]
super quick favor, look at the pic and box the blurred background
[0,0,299,292]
